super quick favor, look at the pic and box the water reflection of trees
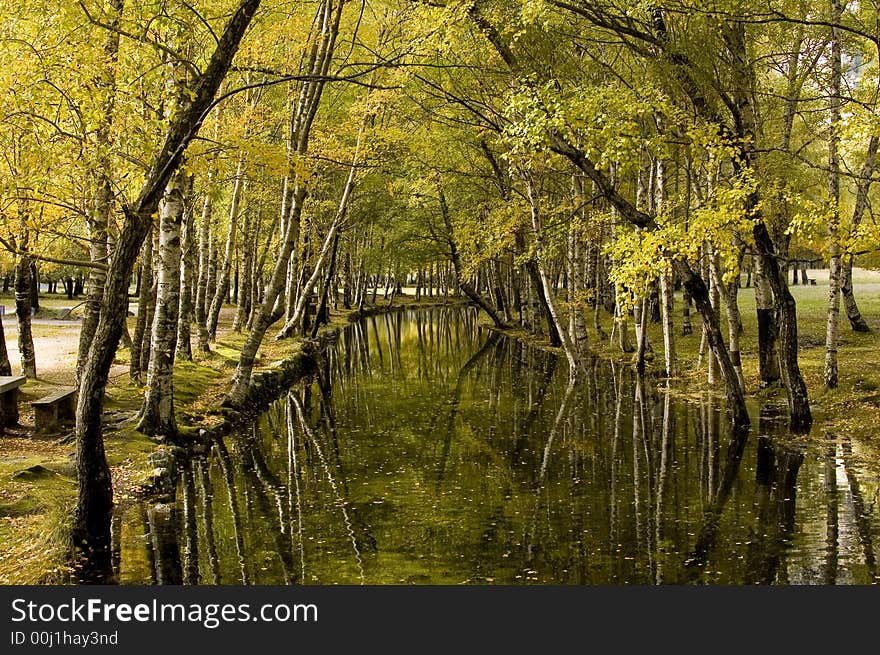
[121,308,880,585]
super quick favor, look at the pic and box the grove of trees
[2,0,880,575]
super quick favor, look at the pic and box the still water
[119,307,880,584]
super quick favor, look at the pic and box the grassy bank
[0,295,450,584]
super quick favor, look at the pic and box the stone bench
[32,388,77,433]
[0,375,26,428]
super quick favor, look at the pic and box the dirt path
[2,317,82,384]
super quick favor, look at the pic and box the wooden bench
[809,278,817,286]
[32,388,77,433]
[0,375,26,428]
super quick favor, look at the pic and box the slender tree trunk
[593,247,606,338]
[14,212,36,379]
[681,289,694,337]
[675,260,750,431]
[137,167,185,438]
[753,253,780,387]
[139,228,159,376]
[197,458,220,584]
[208,158,246,341]
[706,243,719,386]
[277,123,362,339]
[232,203,256,332]
[195,177,214,353]
[513,228,560,344]
[311,232,340,338]
[709,247,744,391]
[825,0,843,389]
[130,231,154,381]
[0,313,13,428]
[29,262,39,312]
[724,20,811,429]
[841,259,869,332]
[842,136,877,332]
[660,271,676,377]
[205,229,217,329]
[525,174,579,375]
[568,175,589,360]
[0,316,11,377]
[634,295,649,376]
[176,175,195,361]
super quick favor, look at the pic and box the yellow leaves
[786,200,831,251]
[519,0,551,27]
[605,226,672,314]
[503,78,678,174]
[846,222,880,259]
[606,168,760,310]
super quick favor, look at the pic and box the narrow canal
[118,307,880,584]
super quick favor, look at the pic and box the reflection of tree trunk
[745,435,803,584]
[654,383,673,584]
[181,460,199,585]
[681,424,750,581]
[609,365,624,553]
[214,437,250,584]
[140,504,157,585]
[824,435,838,585]
[197,458,220,584]
[238,427,295,585]
[286,397,306,582]
[436,331,502,488]
[525,377,576,564]
[633,376,646,569]
[111,511,122,580]
[839,438,878,582]
[147,503,182,585]
[290,392,364,584]
[510,350,558,465]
